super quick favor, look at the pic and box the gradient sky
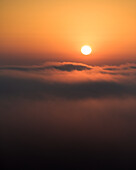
[1,1,136,168]
[0,0,136,64]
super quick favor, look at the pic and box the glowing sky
[1,1,136,168]
[0,0,136,64]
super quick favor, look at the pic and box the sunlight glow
[81,45,92,55]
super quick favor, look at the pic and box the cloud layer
[0,62,91,72]
[0,62,136,100]
[1,62,136,169]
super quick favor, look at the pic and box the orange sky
[0,0,136,64]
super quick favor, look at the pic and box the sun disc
[81,45,92,55]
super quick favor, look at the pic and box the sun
[81,45,92,55]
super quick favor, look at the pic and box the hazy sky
[0,0,136,64]
[1,1,136,169]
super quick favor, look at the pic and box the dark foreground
[1,141,136,170]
